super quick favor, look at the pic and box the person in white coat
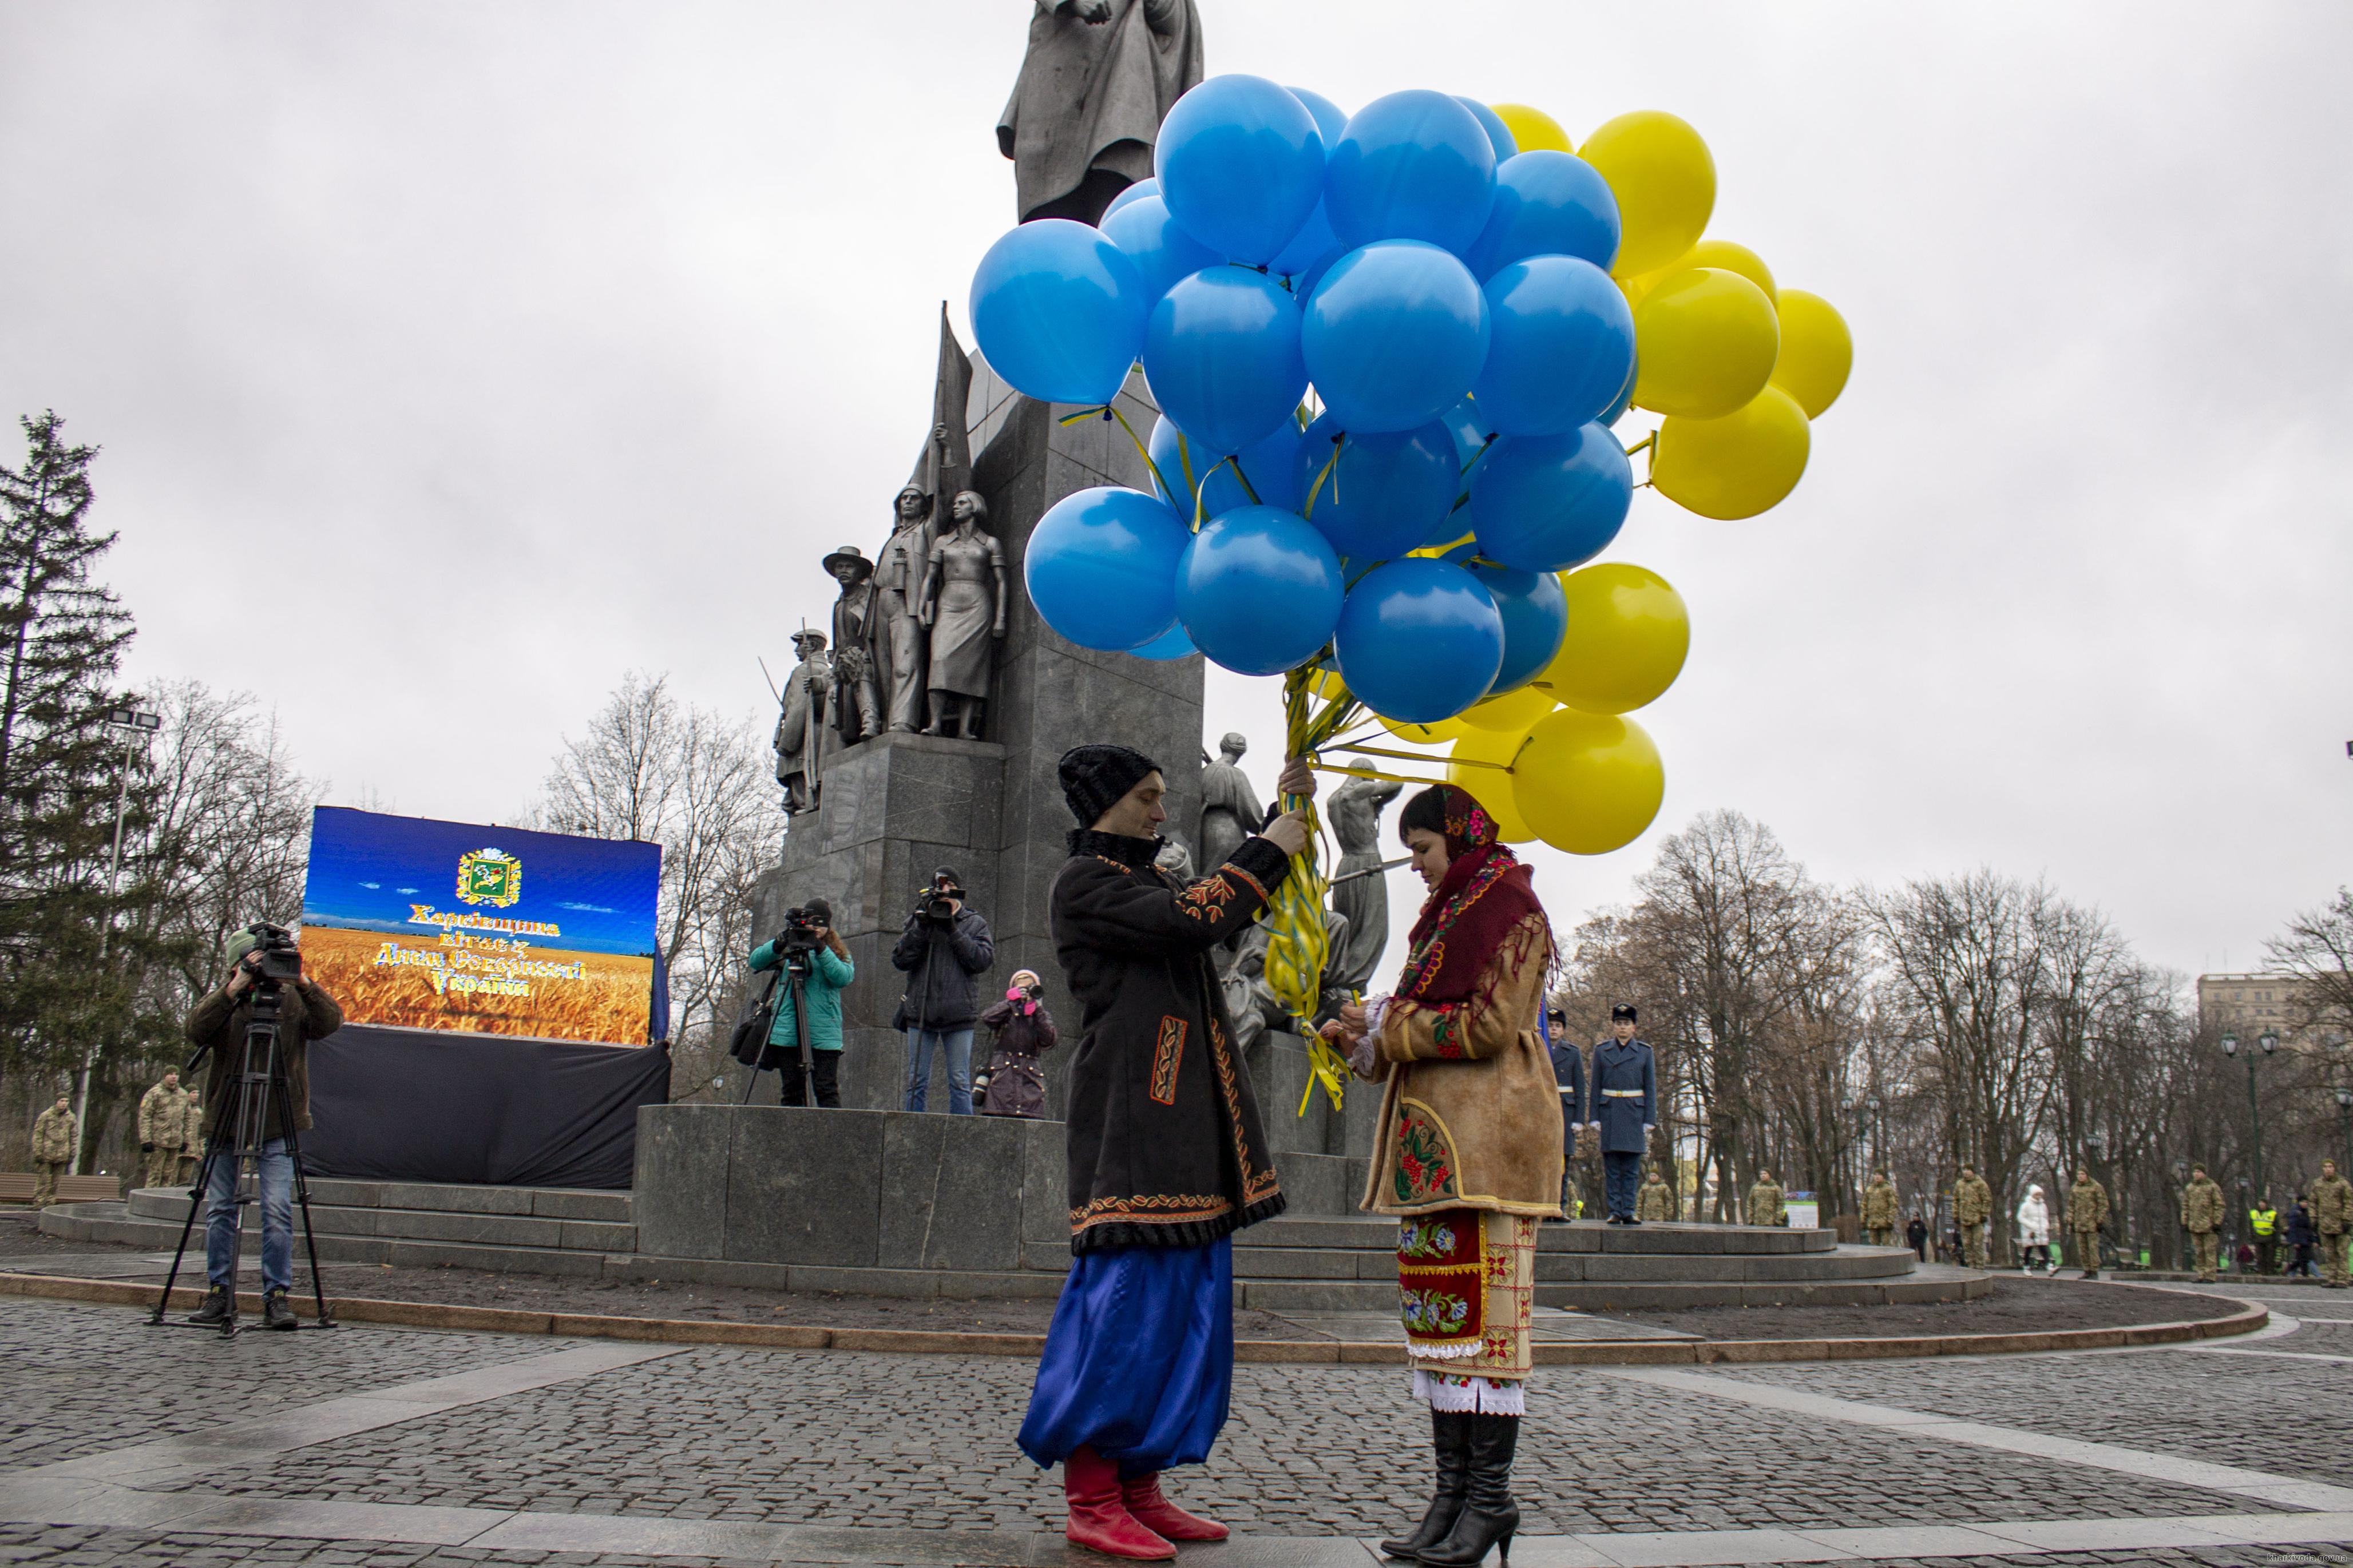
[2016,1184,2054,1274]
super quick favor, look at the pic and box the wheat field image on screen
[299,924,652,1045]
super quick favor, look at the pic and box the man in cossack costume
[1016,743,1313,1561]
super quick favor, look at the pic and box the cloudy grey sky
[2,2,2346,987]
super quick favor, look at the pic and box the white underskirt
[1411,1368,1526,1415]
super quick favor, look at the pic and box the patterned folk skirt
[1396,1207,1536,1415]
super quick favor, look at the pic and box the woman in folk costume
[1323,783,1562,1567]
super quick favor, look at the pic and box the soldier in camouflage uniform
[30,1097,78,1207]
[1748,1169,1785,1227]
[136,1071,185,1190]
[1861,1170,1900,1247]
[176,1090,205,1185]
[1953,1165,1993,1268]
[1635,1168,1672,1222]
[2179,1162,2225,1283]
[2067,1166,2110,1280]
[2312,1159,2352,1290]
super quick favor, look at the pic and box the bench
[0,1173,123,1204]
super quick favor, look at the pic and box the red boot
[1064,1446,1175,1560]
[1122,1472,1229,1542]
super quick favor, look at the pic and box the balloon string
[1229,458,1262,507]
[1058,402,1176,502]
[1311,761,1448,787]
[1191,455,1240,531]
[1341,740,1512,773]
[1302,436,1344,521]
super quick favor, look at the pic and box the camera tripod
[738,950,823,1106]
[149,978,335,1336]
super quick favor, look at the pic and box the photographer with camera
[892,866,996,1114]
[746,898,854,1108]
[183,925,342,1329]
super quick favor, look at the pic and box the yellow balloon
[1382,713,1469,745]
[1536,563,1689,714]
[1632,268,1780,419]
[1510,709,1664,855]
[1651,385,1811,521]
[1306,666,1349,702]
[1769,289,1852,418]
[1683,240,1776,303]
[1488,102,1574,155]
[1459,684,1554,732]
[1447,725,1538,843]
[1579,110,1715,277]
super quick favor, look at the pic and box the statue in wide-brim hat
[823,545,884,746]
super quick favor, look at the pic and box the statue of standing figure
[999,0,1205,225]
[1197,732,1261,875]
[1325,763,1403,997]
[920,491,1008,739]
[773,629,834,816]
[823,545,883,745]
[875,478,936,735]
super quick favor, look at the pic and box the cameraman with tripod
[745,898,854,1107]
[892,866,995,1114]
[182,925,342,1329]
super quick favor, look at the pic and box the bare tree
[534,673,772,1061]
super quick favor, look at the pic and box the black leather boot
[188,1285,232,1327]
[263,1289,298,1329]
[1417,1412,1520,1566]
[1380,1408,1472,1558]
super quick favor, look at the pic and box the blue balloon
[1325,90,1497,256]
[1156,75,1326,265]
[1100,195,1220,308]
[1150,412,1305,519]
[1143,268,1308,454]
[1461,151,1622,280]
[1175,506,1345,675]
[1287,87,1350,148]
[1467,424,1633,572]
[1333,558,1503,723]
[970,220,1149,406]
[1472,256,1636,436]
[1100,177,1159,223]
[1302,240,1490,433]
[1025,486,1191,652]
[1127,621,1196,661]
[1293,414,1457,562]
[1440,395,1490,468]
[1601,354,1636,426]
[1467,562,1568,693]
[1267,88,1349,280]
[1453,97,1520,163]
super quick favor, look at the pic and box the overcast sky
[2,2,2347,990]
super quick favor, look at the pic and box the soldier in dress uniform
[1861,1169,1900,1247]
[1635,1168,1673,1222]
[1587,1003,1656,1224]
[1953,1164,1994,1268]
[1546,1002,1585,1217]
[1748,1169,1786,1228]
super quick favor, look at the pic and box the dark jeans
[905,1027,974,1114]
[2256,1238,2278,1275]
[778,1049,841,1109]
[204,1136,292,1294]
[1602,1150,1641,1218]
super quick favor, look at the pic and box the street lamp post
[1865,1093,1882,1180]
[2172,1158,2189,1273]
[68,704,160,1177]
[2336,1087,2353,1181]
[2220,1030,2277,1203]
[2085,1132,2108,1272]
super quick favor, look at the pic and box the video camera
[914,875,962,926]
[239,921,303,987]
[776,906,828,955]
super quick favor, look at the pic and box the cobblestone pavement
[5,1289,2351,1565]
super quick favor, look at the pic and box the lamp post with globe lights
[2221,1030,2277,1201]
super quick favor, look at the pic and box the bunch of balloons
[980,78,1852,861]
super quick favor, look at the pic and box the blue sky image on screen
[302,807,660,956]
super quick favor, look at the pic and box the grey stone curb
[0,1267,2267,1363]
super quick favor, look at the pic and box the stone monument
[1325,763,1402,996]
[1197,732,1260,876]
[998,0,1205,225]
[771,629,833,816]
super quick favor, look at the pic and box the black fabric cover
[302,1023,670,1189]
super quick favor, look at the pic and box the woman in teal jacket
[747,896,854,1107]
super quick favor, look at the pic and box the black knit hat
[1611,1003,1638,1022]
[1059,744,1162,827]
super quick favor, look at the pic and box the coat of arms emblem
[455,848,522,908]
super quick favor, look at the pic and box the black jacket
[2289,1204,2319,1246]
[1051,828,1292,1253]
[186,979,344,1142]
[891,906,995,1030]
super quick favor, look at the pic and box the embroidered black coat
[1050,828,1293,1252]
